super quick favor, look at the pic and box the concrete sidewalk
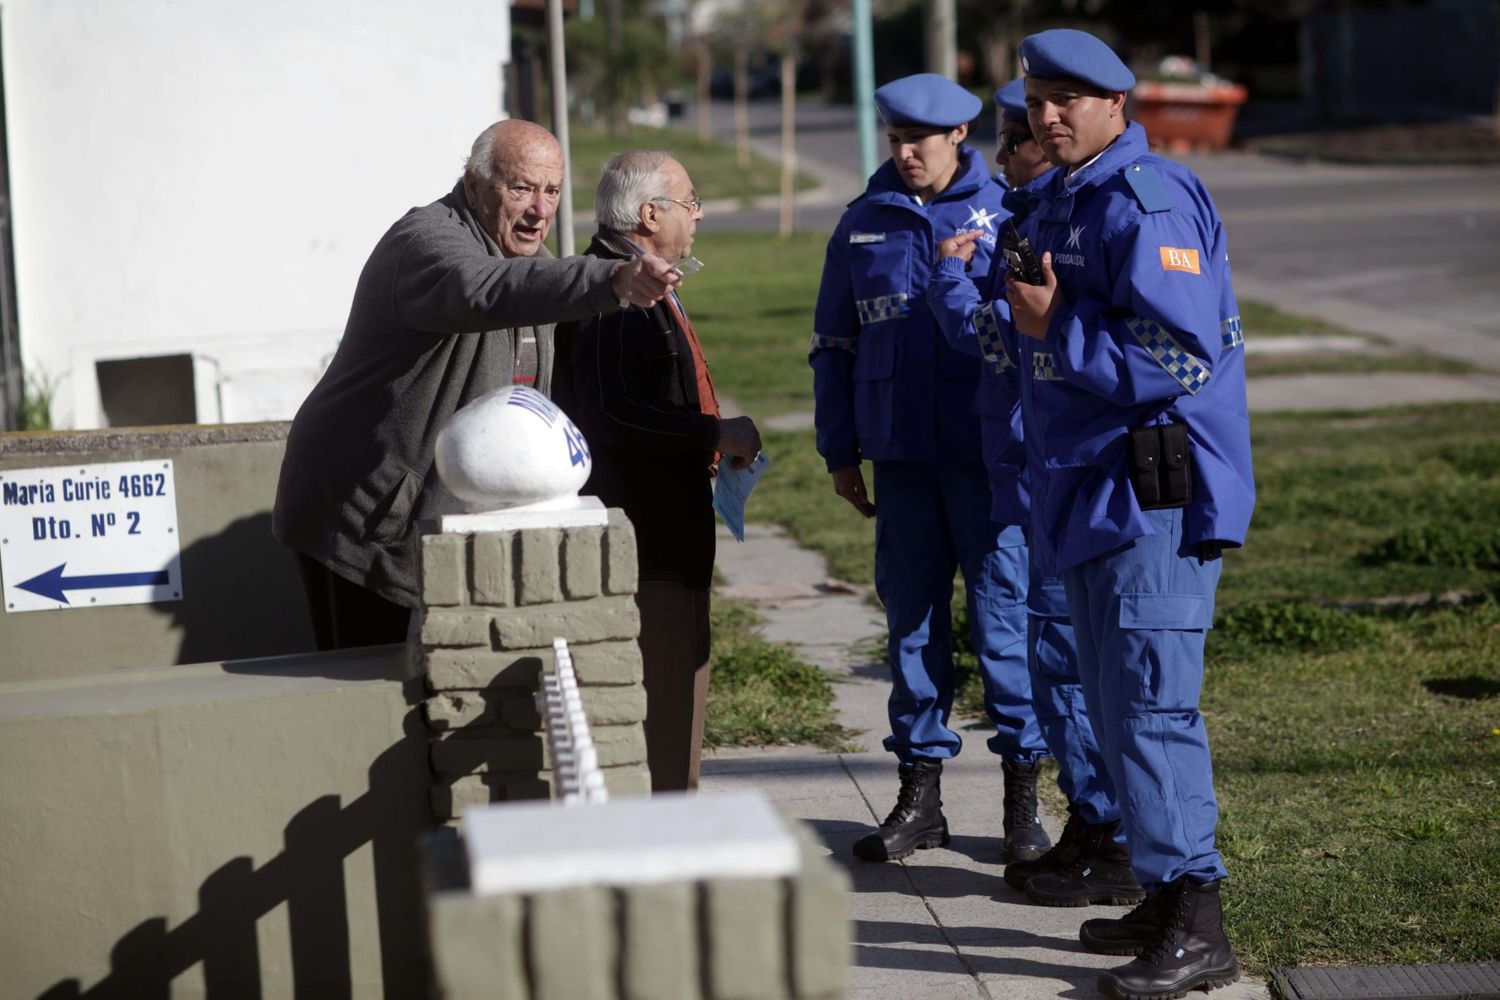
[699,525,1271,1000]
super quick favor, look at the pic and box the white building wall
[3,0,511,428]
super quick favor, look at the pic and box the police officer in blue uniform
[998,30,1255,999]
[929,78,1143,910]
[810,73,1050,864]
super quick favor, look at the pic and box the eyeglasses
[654,196,703,212]
[1000,130,1034,156]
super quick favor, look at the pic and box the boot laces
[1002,768,1038,831]
[882,766,929,827]
[1029,812,1087,867]
[1139,887,1193,965]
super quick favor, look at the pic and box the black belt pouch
[1127,421,1192,509]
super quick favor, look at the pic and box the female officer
[809,73,1049,863]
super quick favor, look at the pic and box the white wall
[3,0,511,428]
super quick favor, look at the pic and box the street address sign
[0,459,183,613]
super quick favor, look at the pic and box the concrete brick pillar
[425,811,852,1000]
[419,509,652,821]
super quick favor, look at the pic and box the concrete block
[619,882,701,1000]
[786,837,851,1000]
[430,732,545,776]
[424,691,496,731]
[420,609,491,648]
[528,886,617,1000]
[703,877,786,1000]
[437,723,642,775]
[498,690,543,732]
[470,530,515,606]
[490,595,640,650]
[420,533,468,607]
[517,528,565,606]
[431,775,498,821]
[427,891,527,1000]
[570,640,645,686]
[591,722,648,767]
[581,684,648,726]
[562,524,605,599]
[504,774,552,801]
[603,508,639,595]
[601,763,653,799]
[425,648,544,691]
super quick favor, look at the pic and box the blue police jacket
[928,174,1055,525]
[810,148,1003,470]
[1002,123,1255,574]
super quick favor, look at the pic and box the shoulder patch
[1123,163,1175,214]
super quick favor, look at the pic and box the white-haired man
[554,150,761,791]
[275,120,680,649]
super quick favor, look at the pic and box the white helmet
[435,385,592,509]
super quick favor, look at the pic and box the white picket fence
[535,637,609,804]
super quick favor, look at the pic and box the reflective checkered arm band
[1125,315,1211,395]
[1221,315,1244,349]
[809,333,858,355]
[973,302,1015,372]
[855,293,910,326]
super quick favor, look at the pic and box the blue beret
[1019,28,1136,92]
[995,78,1028,121]
[874,73,982,128]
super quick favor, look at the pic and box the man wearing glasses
[554,150,761,791]
[275,120,681,651]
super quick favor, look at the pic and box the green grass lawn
[695,231,1500,973]
[567,125,816,211]
[704,595,855,752]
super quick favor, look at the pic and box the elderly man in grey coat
[274,119,679,649]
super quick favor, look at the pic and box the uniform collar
[1057,121,1149,197]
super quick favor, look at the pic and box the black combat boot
[1003,803,1087,890]
[1000,759,1052,863]
[1098,879,1240,1000]
[1080,886,1175,955]
[851,760,949,862]
[1022,821,1145,906]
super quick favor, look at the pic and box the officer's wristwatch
[617,294,630,310]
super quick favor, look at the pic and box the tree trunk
[925,0,957,78]
[605,0,625,136]
[734,47,751,169]
[696,39,712,144]
[779,53,797,239]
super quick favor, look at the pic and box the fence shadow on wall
[149,512,316,666]
[34,683,431,1000]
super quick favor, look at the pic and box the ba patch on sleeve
[1159,247,1201,274]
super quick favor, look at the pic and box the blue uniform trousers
[1060,508,1228,888]
[1026,562,1120,827]
[873,460,1044,762]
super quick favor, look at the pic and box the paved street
[693,99,1500,369]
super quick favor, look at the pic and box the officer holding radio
[809,73,1049,865]
[929,78,1142,912]
[1000,29,1254,1000]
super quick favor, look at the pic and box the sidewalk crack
[839,754,995,999]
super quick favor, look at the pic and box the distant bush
[1213,600,1378,657]
[1365,524,1500,569]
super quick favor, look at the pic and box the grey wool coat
[273,181,621,608]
